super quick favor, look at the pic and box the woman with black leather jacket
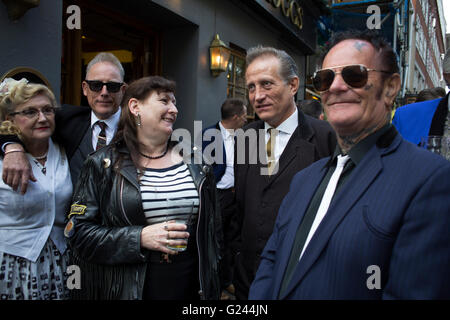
[65,76,222,300]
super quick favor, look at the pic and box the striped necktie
[96,121,107,150]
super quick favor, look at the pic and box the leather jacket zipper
[196,176,206,299]
[119,176,133,226]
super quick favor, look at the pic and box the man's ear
[383,73,401,105]
[120,82,128,95]
[289,77,300,95]
[81,81,88,97]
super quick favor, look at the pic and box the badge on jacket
[64,217,76,238]
[69,204,87,218]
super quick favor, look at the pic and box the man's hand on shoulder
[2,144,36,194]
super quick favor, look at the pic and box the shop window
[226,47,255,119]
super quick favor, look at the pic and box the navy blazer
[249,128,450,299]
[202,122,227,183]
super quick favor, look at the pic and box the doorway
[61,0,161,106]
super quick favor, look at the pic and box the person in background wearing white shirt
[0,78,72,300]
[202,98,247,299]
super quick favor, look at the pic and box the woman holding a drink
[66,76,222,300]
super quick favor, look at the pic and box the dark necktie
[279,155,350,298]
[96,121,107,150]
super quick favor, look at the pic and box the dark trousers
[217,187,238,288]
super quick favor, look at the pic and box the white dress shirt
[216,121,235,189]
[264,108,299,163]
[90,107,121,150]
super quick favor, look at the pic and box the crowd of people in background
[0,30,449,300]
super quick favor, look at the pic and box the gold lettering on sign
[265,0,304,30]
[298,6,303,29]
[290,2,303,29]
[281,0,290,17]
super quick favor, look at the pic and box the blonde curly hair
[0,78,58,136]
[0,120,22,138]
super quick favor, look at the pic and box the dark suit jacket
[233,109,336,299]
[54,104,92,160]
[249,128,450,299]
[54,104,93,186]
[202,122,227,183]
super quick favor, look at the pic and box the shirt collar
[264,107,298,134]
[218,121,233,139]
[326,123,392,168]
[91,107,121,129]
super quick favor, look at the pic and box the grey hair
[444,48,450,74]
[85,52,125,81]
[246,46,299,83]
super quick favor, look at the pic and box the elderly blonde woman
[0,78,72,300]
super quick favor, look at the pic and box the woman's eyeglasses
[9,106,56,119]
[85,80,123,93]
[312,64,392,92]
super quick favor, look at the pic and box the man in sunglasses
[1,52,126,192]
[249,30,450,299]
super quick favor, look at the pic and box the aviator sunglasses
[312,64,391,92]
[85,80,123,93]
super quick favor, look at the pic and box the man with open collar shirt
[1,52,126,193]
[249,30,450,300]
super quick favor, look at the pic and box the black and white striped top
[139,162,199,225]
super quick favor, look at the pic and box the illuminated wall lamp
[209,34,231,77]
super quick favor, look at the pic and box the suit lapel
[58,110,91,160]
[266,110,316,186]
[77,126,94,160]
[271,164,329,298]
[279,143,393,299]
